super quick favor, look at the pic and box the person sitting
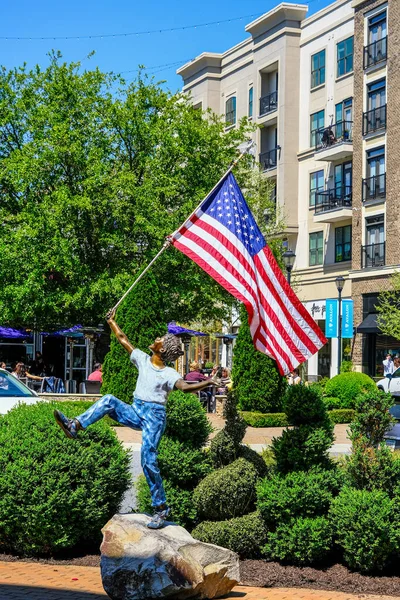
[184,361,215,382]
[216,367,231,395]
[88,362,103,383]
[287,368,301,385]
[11,362,43,381]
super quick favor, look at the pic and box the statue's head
[149,333,184,364]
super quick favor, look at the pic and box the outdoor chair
[81,380,102,394]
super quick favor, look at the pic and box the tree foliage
[0,53,253,328]
[377,271,400,339]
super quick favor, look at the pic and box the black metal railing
[363,105,386,135]
[259,148,278,171]
[315,120,353,151]
[315,186,352,214]
[259,91,278,116]
[363,36,387,69]
[362,173,386,202]
[361,242,385,268]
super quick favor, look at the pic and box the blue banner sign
[341,299,354,338]
[325,299,338,338]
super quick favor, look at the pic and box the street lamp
[335,276,345,375]
[282,249,296,284]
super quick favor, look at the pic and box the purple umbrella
[0,326,32,339]
[167,322,207,337]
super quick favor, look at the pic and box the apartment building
[177,0,399,379]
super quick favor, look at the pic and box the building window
[310,110,325,147]
[248,87,253,118]
[335,98,353,139]
[309,170,325,207]
[311,50,325,89]
[364,11,387,69]
[363,146,386,201]
[363,79,386,135]
[363,214,385,267]
[335,225,352,262]
[337,37,354,77]
[225,97,236,126]
[309,231,323,266]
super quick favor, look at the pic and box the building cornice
[349,265,400,280]
[245,3,308,38]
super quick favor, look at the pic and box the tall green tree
[232,304,286,413]
[0,53,252,328]
[376,272,400,340]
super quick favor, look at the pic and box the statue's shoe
[54,409,81,439]
[147,506,171,530]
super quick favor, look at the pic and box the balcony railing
[259,91,278,117]
[259,148,278,171]
[363,105,386,135]
[362,174,386,202]
[315,186,352,214]
[364,36,388,69]
[315,120,353,152]
[361,242,385,268]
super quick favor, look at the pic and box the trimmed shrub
[240,411,288,428]
[238,445,268,478]
[232,304,286,413]
[257,468,343,527]
[330,487,400,572]
[158,437,212,486]
[193,458,259,521]
[323,397,342,410]
[350,389,394,447]
[324,372,376,409]
[102,273,167,403]
[209,391,246,468]
[283,384,329,426]
[0,402,130,556]
[263,516,333,565]
[192,511,267,558]
[340,360,353,373]
[328,409,355,424]
[165,391,212,448]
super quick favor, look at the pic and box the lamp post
[335,276,345,375]
[282,249,296,285]
[179,333,193,376]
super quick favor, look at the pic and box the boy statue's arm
[106,310,134,355]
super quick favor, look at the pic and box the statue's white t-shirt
[130,349,182,405]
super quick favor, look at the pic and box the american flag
[171,172,326,375]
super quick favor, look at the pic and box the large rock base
[101,513,240,600]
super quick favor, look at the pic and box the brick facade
[351,0,400,372]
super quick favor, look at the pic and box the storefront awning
[357,313,379,334]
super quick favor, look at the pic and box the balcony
[361,242,385,268]
[364,37,387,69]
[314,187,352,223]
[259,147,278,172]
[363,105,386,136]
[362,174,386,202]
[259,91,278,117]
[314,121,353,162]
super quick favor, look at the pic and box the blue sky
[2,0,334,92]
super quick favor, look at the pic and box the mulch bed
[240,560,400,596]
[2,553,400,596]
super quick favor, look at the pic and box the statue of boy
[54,310,219,529]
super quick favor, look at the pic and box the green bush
[102,274,168,404]
[323,397,342,410]
[192,511,267,558]
[272,424,334,474]
[209,391,246,468]
[135,475,197,528]
[0,402,130,556]
[330,487,400,572]
[263,516,332,565]
[340,360,353,373]
[165,391,212,448]
[158,437,212,486]
[193,458,259,521]
[324,372,376,409]
[257,468,343,527]
[283,385,329,426]
[240,411,288,428]
[238,445,268,478]
[232,304,286,413]
[329,409,355,424]
[350,389,394,447]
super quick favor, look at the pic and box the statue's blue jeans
[77,395,167,508]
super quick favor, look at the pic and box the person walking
[54,309,219,530]
[383,353,394,377]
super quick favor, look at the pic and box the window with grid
[335,225,352,262]
[310,110,325,147]
[225,97,236,126]
[337,37,354,77]
[311,50,325,88]
[309,231,323,266]
[309,170,325,207]
[248,87,253,118]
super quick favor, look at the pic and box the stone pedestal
[101,513,240,600]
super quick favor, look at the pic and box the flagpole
[108,142,253,314]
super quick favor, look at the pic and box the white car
[0,368,39,414]
[376,368,400,397]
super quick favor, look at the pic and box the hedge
[241,409,354,427]
[192,511,267,558]
[324,372,376,409]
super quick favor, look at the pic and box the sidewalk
[115,414,351,455]
[0,562,398,600]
